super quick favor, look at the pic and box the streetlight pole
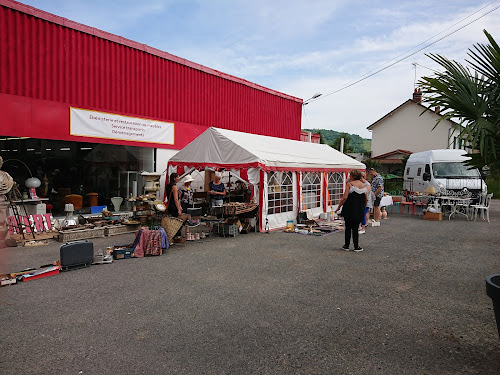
[302,92,322,106]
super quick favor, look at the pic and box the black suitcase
[60,240,94,271]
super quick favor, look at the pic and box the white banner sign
[70,107,174,145]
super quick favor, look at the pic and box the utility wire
[339,0,497,86]
[413,62,442,88]
[413,62,442,74]
[307,1,500,105]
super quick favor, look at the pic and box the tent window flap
[327,172,344,206]
[302,172,321,210]
[267,171,294,215]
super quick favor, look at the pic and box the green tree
[331,132,353,153]
[400,154,410,175]
[316,130,326,144]
[418,30,500,170]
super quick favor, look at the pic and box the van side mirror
[422,172,431,181]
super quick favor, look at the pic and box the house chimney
[412,88,422,103]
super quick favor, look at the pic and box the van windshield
[432,162,480,178]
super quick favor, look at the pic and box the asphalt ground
[1,203,500,375]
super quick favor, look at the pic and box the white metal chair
[472,193,493,222]
[455,197,472,220]
[469,193,486,218]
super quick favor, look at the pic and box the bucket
[486,274,500,339]
[286,220,294,230]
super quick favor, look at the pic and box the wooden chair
[413,196,428,216]
[400,190,414,215]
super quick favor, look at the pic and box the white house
[366,89,464,173]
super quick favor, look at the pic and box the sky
[18,0,500,139]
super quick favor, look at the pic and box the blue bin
[90,205,107,214]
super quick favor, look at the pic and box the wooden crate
[58,227,106,242]
[104,224,140,236]
[423,211,442,221]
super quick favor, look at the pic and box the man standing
[368,168,384,225]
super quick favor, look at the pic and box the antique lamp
[3,158,41,191]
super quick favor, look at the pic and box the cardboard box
[224,218,242,232]
[1,275,17,287]
[240,223,254,234]
[113,246,134,259]
[423,211,442,221]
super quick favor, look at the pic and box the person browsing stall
[359,171,373,234]
[335,169,368,252]
[165,173,182,217]
[209,172,226,207]
[179,174,194,212]
[368,167,384,226]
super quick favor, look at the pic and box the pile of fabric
[132,227,168,257]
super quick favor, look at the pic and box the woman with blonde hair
[335,169,368,251]
[209,171,226,208]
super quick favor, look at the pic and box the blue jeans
[361,207,370,226]
[211,199,223,207]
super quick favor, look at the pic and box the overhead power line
[413,62,441,74]
[307,1,500,105]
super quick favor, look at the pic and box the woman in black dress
[335,169,368,251]
[165,173,182,217]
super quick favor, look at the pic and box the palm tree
[418,30,500,170]
[363,159,381,171]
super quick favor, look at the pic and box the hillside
[303,129,371,153]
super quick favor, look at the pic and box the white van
[403,149,486,200]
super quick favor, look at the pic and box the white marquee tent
[167,127,365,231]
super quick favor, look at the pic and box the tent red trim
[258,169,265,232]
[167,161,355,174]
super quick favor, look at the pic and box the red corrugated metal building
[0,0,303,213]
[0,0,302,147]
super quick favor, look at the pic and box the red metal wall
[0,1,303,148]
[300,132,321,143]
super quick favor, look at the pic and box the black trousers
[344,218,361,248]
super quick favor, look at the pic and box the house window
[302,172,321,210]
[406,167,410,176]
[327,172,344,206]
[417,167,422,176]
[267,171,294,215]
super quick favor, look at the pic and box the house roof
[169,127,365,171]
[371,149,413,159]
[375,159,405,165]
[366,99,458,131]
